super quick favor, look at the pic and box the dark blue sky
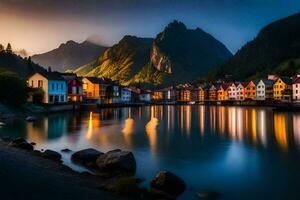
[1,0,300,54]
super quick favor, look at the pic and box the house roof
[293,77,300,84]
[260,79,275,86]
[280,77,293,85]
[35,71,65,81]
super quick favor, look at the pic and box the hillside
[73,21,232,87]
[206,12,300,81]
[32,40,108,72]
[0,51,46,77]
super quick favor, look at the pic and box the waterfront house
[256,79,274,101]
[139,90,151,102]
[60,73,83,102]
[217,84,229,101]
[82,77,100,101]
[236,83,248,101]
[28,72,67,104]
[163,87,176,102]
[292,76,300,102]
[176,84,192,102]
[208,84,217,101]
[227,83,238,100]
[152,90,164,102]
[121,87,132,103]
[196,85,206,101]
[273,77,293,101]
[244,81,256,100]
[107,81,121,104]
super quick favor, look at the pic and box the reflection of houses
[292,76,300,103]
[60,73,83,102]
[256,79,274,101]
[27,71,67,104]
[245,81,257,100]
[273,77,293,101]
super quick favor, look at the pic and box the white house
[256,79,274,101]
[28,72,67,104]
[293,77,300,102]
[227,83,237,100]
[236,83,247,101]
[121,88,132,103]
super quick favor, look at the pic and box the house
[273,77,293,101]
[196,85,206,101]
[292,76,300,102]
[27,72,67,104]
[107,82,121,104]
[256,79,274,101]
[152,90,164,102]
[60,73,83,102]
[139,90,151,102]
[82,77,101,100]
[163,87,176,102]
[227,83,237,100]
[121,88,132,103]
[208,84,217,101]
[244,81,256,100]
[236,83,248,101]
[176,84,192,102]
[217,84,229,101]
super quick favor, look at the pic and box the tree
[0,44,4,53]
[6,43,12,53]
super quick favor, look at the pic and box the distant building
[82,77,101,100]
[273,77,293,101]
[236,83,248,101]
[227,83,237,100]
[152,90,164,102]
[27,72,67,104]
[256,79,274,101]
[121,88,132,103]
[176,84,192,102]
[208,84,217,101]
[293,77,300,102]
[197,85,206,101]
[217,84,229,101]
[60,73,83,102]
[139,90,151,102]
[244,81,256,100]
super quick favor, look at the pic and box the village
[27,70,300,106]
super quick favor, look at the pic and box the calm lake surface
[1,105,300,199]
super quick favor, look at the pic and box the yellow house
[273,77,293,101]
[82,77,100,99]
[217,84,229,101]
[244,81,256,100]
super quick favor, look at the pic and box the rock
[146,188,176,200]
[43,150,62,161]
[71,148,103,165]
[197,191,220,199]
[26,116,37,122]
[0,122,5,126]
[61,148,72,153]
[9,138,34,151]
[150,171,186,197]
[96,149,136,175]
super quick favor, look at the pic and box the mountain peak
[166,20,187,31]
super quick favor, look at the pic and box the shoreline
[0,139,127,200]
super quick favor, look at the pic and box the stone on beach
[71,148,103,165]
[9,138,34,151]
[96,149,136,175]
[43,150,62,162]
[150,171,186,197]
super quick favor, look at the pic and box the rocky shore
[0,137,188,200]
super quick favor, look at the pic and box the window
[83,83,87,90]
[52,83,54,90]
[60,95,64,102]
[49,95,54,103]
[61,83,63,90]
[56,83,59,90]
[31,80,34,87]
[38,80,43,88]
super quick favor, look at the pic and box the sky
[0,0,300,56]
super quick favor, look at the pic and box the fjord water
[1,105,300,200]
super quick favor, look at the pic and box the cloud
[15,49,29,57]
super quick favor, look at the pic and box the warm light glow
[86,112,93,139]
[293,115,300,149]
[146,106,159,154]
[274,113,288,150]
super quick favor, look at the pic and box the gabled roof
[33,71,65,81]
[260,79,275,86]
[218,83,230,90]
[279,77,293,85]
[293,77,300,84]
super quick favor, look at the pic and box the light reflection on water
[1,105,300,200]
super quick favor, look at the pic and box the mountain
[0,51,46,77]
[32,40,108,72]
[206,12,300,81]
[74,21,232,87]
